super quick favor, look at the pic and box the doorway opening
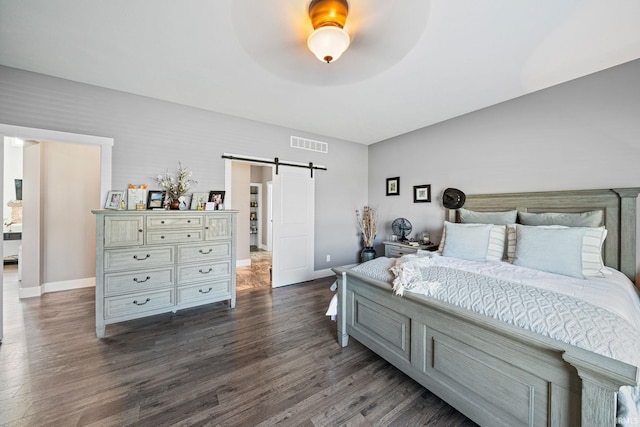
[0,124,113,342]
[224,154,317,289]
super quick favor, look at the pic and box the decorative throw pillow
[459,208,517,225]
[517,210,603,227]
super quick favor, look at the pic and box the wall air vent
[290,136,328,154]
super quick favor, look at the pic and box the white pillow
[512,224,607,278]
[439,221,506,262]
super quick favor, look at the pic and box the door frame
[223,153,321,286]
[0,124,113,342]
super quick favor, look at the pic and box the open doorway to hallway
[236,171,272,291]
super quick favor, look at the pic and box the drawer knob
[133,298,150,306]
[187,234,191,238]
[199,249,213,254]
[138,229,143,233]
[199,268,213,274]
[161,220,165,224]
[160,236,165,239]
[187,220,191,223]
[199,287,213,294]
[133,254,151,261]
[133,276,151,283]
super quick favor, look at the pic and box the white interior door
[271,167,314,287]
[266,181,272,251]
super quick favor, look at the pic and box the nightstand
[383,241,438,258]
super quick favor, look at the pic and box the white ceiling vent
[290,136,328,154]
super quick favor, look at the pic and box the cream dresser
[92,209,237,338]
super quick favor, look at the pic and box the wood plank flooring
[0,259,476,426]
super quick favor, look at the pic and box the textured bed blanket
[351,255,640,425]
[391,256,640,369]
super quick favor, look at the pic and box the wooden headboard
[446,188,640,281]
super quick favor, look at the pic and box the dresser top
[92,209,238,215]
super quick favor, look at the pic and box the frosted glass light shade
[307,26,350,63]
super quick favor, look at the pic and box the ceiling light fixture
[306,0,350,64]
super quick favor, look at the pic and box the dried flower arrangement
[155,162,197,202]
[356,206,377,247]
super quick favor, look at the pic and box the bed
[332,188,640,427]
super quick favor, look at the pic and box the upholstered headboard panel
[446,188,640,281]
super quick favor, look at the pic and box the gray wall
[368,59,640,272]
[0,65,369,271]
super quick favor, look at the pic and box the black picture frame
[208,190,226,208]
[414,184,432,203]
[386,177,400,196]
[147,190,166,209]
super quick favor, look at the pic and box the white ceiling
[1,0,639,145]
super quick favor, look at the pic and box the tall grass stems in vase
[356,206,377,248]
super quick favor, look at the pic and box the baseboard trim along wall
[236,259,251,268]
[18,277,96,299]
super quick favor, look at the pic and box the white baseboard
[237,258,251,267]
[314,268,336,279]
[18,286,41,299]
[19,277,96,299]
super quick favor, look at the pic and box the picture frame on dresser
[386,177,400,196]
[147,190,166,209]
[208,191,225,209]
[190,192,209,210]
[413,184,431,203]
[105,190,125,209]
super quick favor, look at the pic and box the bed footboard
[334,267,638,427]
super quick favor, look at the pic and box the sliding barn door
[271,167,315,287]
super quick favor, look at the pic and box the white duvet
[348,253,640,426]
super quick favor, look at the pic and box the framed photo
[147,190,166,209]
[386,177,400,196]
[414,184,432,203]
[190,192,209,210]
[208,191,226,209]
[105,190,125,209]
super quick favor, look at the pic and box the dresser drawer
[104,289,174,319]
[146,229,203,244]
[178,241,232,263]
[177,260,232,285]
[146,215,203,229]
[385,245,417,257]
[104,247,174,271]
[176,279,231,304]
[104,267,174,296]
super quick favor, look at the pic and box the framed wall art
[104,190,125,210]
[414,184,432,203]
[386,177,400,196]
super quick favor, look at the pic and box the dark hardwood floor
[1,258,476,426]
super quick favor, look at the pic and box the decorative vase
[361,246,376,263]
[169,200,180,210]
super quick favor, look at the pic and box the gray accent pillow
[441,222,493,262]
[513,224,585,278]
[459,208,517,225]
[517,210,603,227]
